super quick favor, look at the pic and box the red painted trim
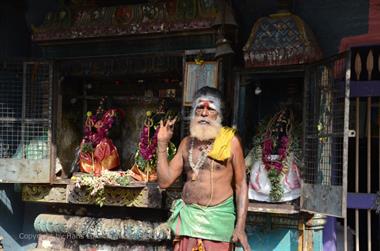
[369,0,380,34]
[339,33,380,51]
[339,0,380,52]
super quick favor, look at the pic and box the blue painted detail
[314,229,323,251]
[347,192,377,209]
[323,217,336,251]
[235,225,298,251]
[349,81,380,97]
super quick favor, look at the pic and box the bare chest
[182,138,233,178]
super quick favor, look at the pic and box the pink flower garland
[138,125,160,161]
[262,135,289,201]
[262,135,289,172]
[83,109,118,146]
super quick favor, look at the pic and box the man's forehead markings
[196,101,218,111]
[198,99,214,103]
[192,95,222,117]
[198,102,210,108]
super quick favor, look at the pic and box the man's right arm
[156,137,186,189]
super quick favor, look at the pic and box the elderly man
[157,87,251,251]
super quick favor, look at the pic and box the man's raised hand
[157,117,177,145]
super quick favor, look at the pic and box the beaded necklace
[188,137,212,181]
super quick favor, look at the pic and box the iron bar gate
[345,46,380,251]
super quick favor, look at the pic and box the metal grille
[0,61,22,157]
[301,52,350,217]
[303,54,348,185]
[0,61,52,160]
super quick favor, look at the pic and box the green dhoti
[167,197,236,242]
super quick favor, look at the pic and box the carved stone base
[34,234,171,251]
[36,234,77,250]
[67,183,162,208]
[22,183,165,208]
[34,214,171,242]
[78,242,170,251]
[22,184,67,203]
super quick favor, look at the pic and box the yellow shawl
[208,127,236,161]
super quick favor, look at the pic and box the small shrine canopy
[32,0,221,42]
[243,11,322,68]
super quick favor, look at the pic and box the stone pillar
[304,213,327,251]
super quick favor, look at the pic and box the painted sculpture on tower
[245,108,302,202]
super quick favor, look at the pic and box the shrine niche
[238,7,324,204]
[53,56,183,206]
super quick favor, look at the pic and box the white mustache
[198,118,211,124]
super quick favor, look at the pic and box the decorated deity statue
[245,109,302,202]
[131,99,177,182]
[78,97,124,176]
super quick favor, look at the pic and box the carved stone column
[301,213,327,251]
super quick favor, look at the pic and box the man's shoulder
[178,136,191,150]
[231,134,243,147]
[181,136,191,143]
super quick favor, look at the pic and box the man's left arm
[231,136,251,251]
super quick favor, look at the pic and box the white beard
[189,116,222,141]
